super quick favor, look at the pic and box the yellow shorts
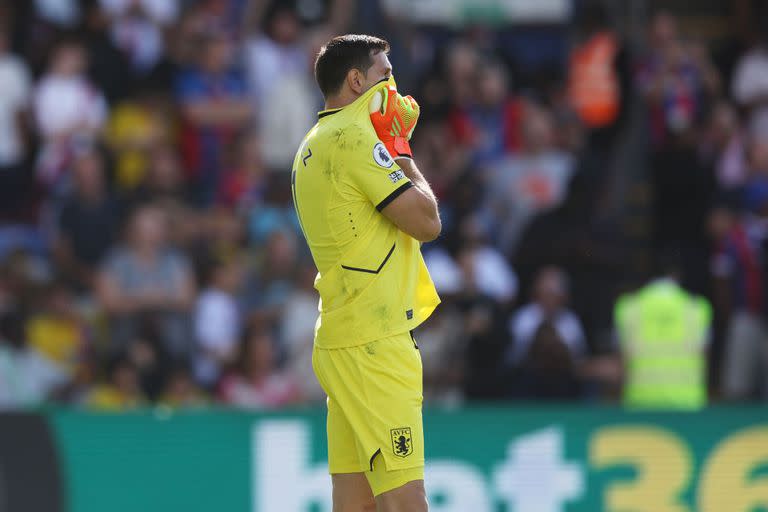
[312,331,425,496]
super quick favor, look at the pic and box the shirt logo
[373,142,394,168]
[388,170,406,183]
[391,427,413,457]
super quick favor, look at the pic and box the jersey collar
[317,77,391,120]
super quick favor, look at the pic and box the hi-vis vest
[615,281,711,410]
[568,31,620,128]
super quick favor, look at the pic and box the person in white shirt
[33,40,108,187]
[507,266,587,366]
[193,257,243,388]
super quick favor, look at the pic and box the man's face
[359,51,392,95]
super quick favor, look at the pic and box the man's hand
[370,83,420,160]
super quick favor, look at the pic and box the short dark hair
[314,34,390,98]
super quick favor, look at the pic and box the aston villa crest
[391,427,413,458]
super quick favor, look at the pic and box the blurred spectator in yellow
[25,280,88,380]
[219,325,301,409]
[53,148,123,291]
[33,39,108,188]
[96,204,195,360]
[106,88,174,190]
[615,259,711,410]
[84,355,146,410]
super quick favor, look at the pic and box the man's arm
[380,158,441,242]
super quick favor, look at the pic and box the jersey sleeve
[343,126,413,211]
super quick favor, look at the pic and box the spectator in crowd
[53,148,123,291]
[243,4,315,171]
[216,130,267,213]
[280,263,323,402]
[636,10,720,149]
[106,87,174,190]
[83,355,146,410]
[96,204,195,360]
[731,14,768,138]
[447,59,525,166]
[0,28,33,221]
[615,260,711,409]
[510,321,583,400]
[0,308,65,409]
[703,100,748,190]
[99,0,179,78]
[177,32,250,206]
[193,256,243,388]
[25,280,88,381]
[33,39,108,188]
[506,266,588,372]
[159,365,208,408]
[219,324,301,409]
[485,107,575,255]
[715,182,768,400]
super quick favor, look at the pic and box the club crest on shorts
[390,427,413,458]
[373,142,394,168]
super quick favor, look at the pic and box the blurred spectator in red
[485,107,575,255]
[193,256,243,388]
[84,355,146,410]
[53,148,122,291]
[0,28,33,221]
[219,325,301,409]
[217,130,267,213]
[33,39,108,188]
[25,280,88,381]
[0,308,66,409]
[96,204,195,360]
[717,180,768,400]
[506,266,587,370]
[636,11,720,149]
[448,58,525,165]
[177,32,250,206]
[243,4,315,171]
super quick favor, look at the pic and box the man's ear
[347,68,364,95]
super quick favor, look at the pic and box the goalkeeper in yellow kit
[291,35,441,511]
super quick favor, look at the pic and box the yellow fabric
[85,386,144,411]
[312,332,425,485]
[292,78,439,349]
[367,455,424,497]
[615,281,711,410]
[26,315,83,375]
[107,103,158,189]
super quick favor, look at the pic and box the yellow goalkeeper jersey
[291,82,439,349]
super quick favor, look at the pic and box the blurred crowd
[1,0,767,410]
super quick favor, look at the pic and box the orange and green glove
[369,79,420,160]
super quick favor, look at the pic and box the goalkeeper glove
[369,79,420,160]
